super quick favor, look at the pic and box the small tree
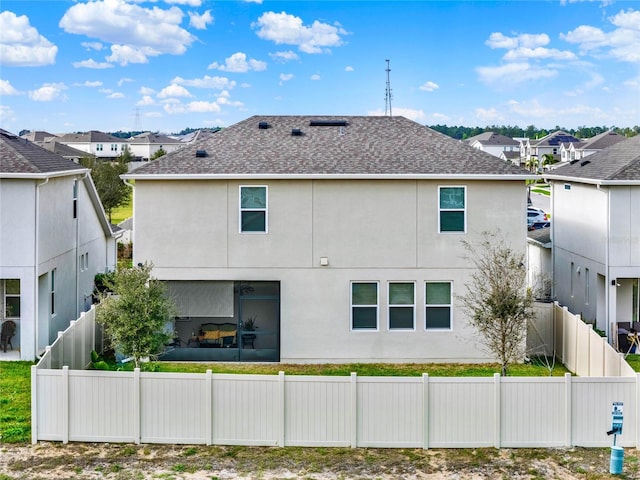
[96,262,175,368]
[458,233,534,376]
[150,147,166,160]
[81,156,130,222]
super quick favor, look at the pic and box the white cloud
[624,74,640,89]
[345,66,354,72]
[189,10,213,30]
[60,0,195,64]
[0,105,16,125]
[171,75,237,89]
[0,11,58,66]
[244,0,263,3]
[279,73,294,84]
[28,83,67,102]
[82,41,103,51]
[475,107,504,122]
[564,71,605,96]
[99,88,113,94]
[561,9,640,63]
[0,79,20,95]
[139,86,155,95]
[74,80,103,87]
[208,52,267,72]
[419,81,439,92]
[72,58,113,69]
[137,95,156,106]
[310,74,321,81]
[486,32,549,50]
[430,113,450,123]
[215,90,244,107]
[503,47,577,61]
[107,92,125,99]
[252,11,347,54]
[476,62,557,86]
[158,83,192,98]
[164,100,221,114]
[165,0,202,5]
[269,50,299,63]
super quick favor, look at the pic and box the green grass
[110,195,133,225]
[0,361,33,444]
[623,353,640,370]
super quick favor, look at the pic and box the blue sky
[1,0,639,134]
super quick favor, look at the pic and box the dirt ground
[1,443,639,480]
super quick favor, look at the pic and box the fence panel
[571,377,637,447]
[140,373,208,444]
[357,377,422,448]
[34,369,65,441]
[501,377,567,447]
[285,375,351,447]
[427,378,495,448]
[68,370,137,443]
[211,374,280,446]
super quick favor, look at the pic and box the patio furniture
[1,320,16,353]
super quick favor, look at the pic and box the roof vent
[569,159,579,165]
[580,160,591,167]
[291,128,303,136]
[309,119,348,127]
[195,150,207,158]
[258,121,269,129]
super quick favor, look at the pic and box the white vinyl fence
[32,302,640,448]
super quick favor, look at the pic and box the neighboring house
[39,140,95,163]
[544,135,640,340]
[20,130,57,143]
[123,115,533,364]
[499,150,521,165]
[126,132,184,161]
[526,227,552,301]
[0,129,116,360]
[56,130,128,159]
[520,131,582,169]
[465,132,520,158]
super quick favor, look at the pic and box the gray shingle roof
[0,129,87,175]
[579,131,627,150]
[126,116,531,178]
[466,132,519,146]
[546,135,639,183]
[128,132,182,144]
[57,130,123,143]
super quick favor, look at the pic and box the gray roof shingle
[0,129,87,175]
[579,131,627,150]
[126,116,531,178]
[546,135,639,183]
[465,132,520,146]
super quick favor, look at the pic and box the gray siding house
[124,115,533,363]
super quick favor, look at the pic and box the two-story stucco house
[126,132,184,161]
[0,129,116,360]
[544,135,638,341]
[520,131,582,169]
[465,132,520,159]
[123,115,533,364]
[56,130,128,159]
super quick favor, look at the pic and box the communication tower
[384,59,392,117]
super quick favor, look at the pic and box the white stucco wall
[134,178,527,363]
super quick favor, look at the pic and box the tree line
[429,124,639,140]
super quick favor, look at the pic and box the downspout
[34,177,49,359]
[123,179,135,268]
[76,173,89,318]
[603,184,612,340]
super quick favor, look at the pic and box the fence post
[564,373,572,447]
[422,373,429,450]
[62,366,69,444]
[57,331,64,369]
[350,372,357,448]
[494,373,501,449]
[278,371,285,447]
[205,370,212,446]
[133,368,141,444]
[636,373,640,450]
[69,320,76,370]
[31,365,38,444]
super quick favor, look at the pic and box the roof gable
[126,116,531,179]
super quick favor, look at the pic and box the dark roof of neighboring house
[579,131,627,151]
[501,151,521,160]
[40,140,94,159]
[0,129,87,176]
[57,130,123,143]
[465,132,519,146]
[532,131,581,147]
[125,116,532,179]
[20,130,57,142]
[128,132,182,144]
[546,134,640,184]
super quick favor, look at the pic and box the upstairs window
[96,144,103,151]
[388,282,415,330]
[73,180,78,219]
[50,269,56,316]
[110,144,118,152]
[351,282,378,330]
[439,186,466,233]
[240,186,267,233]
[425,282,452,330]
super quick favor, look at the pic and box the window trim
[4,279,20,319]
[239,185,268,234]
[438,185,466,234]
[425,281,452,331]
[51,268,56,316]
[388,281,416,331]
[350,281,379,331]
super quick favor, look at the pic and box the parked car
[527,207,548,226]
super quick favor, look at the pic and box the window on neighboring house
[351,282,378,330]
[51,269,56,316]
[439,186,466,233]
[425,282,452,330]
[79,253,89,272]
[111,144,118,152]
[240,186,268,233]
[585,268,590,305]
[73,180,78,219]
[388,282,415,330]
[553,148,558,155]
[4,279,20,318]
[96,144,103,151]
[570,262,574,297]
